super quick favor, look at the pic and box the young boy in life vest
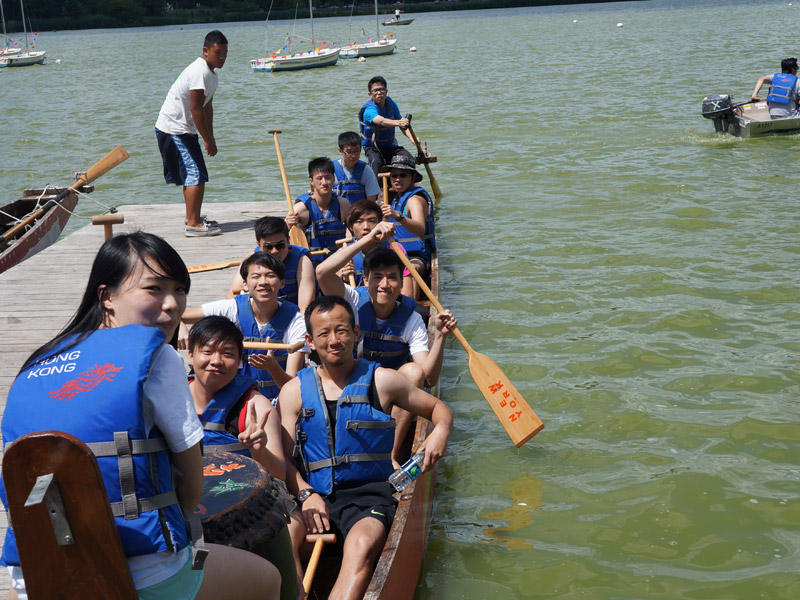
[180,252,309,402]
[279,296,453,600]
[316,221,456,461]
[227,216,317,313]
[380,155,436,300]
[286,157,351,263]
[333,131,380,204]
[188,315,287,479]
[336,199,412,295]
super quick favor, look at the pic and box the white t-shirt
[155,57,218,135]
[9,344,204,595]
[201,298,310,352]
[343,285,428,356]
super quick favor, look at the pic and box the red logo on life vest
[47,363,124,401]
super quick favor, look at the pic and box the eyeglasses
[260,241,287,252]
[341,148,361,156]
[390,171,411,179]
[370,87,387,93]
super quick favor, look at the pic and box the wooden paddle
[243,340,305,354]
[405,121,442,201]
[269,129,309,250]
[303,533,336,593]
[187,260,241,274]
[388,239,544,447]
[1,146,130,245]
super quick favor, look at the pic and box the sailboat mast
[308,0,314,50]
[1,0,7,38]
[19,0,27,52]
[374,0,379,38]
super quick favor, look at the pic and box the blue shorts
[155,128,208,187]
[137,550,204,600]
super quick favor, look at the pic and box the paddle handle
[303,533,336,593]
[91,213,124,241]
[388,239,471,352]
[270,129,296,215]
[187,260,241,274]
[405,122,442,201]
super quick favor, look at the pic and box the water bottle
[388,451,425,491]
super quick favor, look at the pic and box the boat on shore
[0,185,90,274]
[701,94,800,137]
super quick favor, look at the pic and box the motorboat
[701,94,800,138]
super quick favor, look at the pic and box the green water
[2,0,800,597]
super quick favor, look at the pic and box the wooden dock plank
[0,201,286,593]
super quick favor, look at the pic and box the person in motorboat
[359,76,417,176]
[380,155,436,300]
[279,295,453,600]
[0,232,281,599]
[226,216,317,313]
[333,131,380,204]
[286,157,351,263]
[180,252,309,403]
[751,57,800,119]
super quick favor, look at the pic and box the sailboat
[0,0,45,67]
[0,0,21,60]
[340,0,397,58]
[250,0,339,73]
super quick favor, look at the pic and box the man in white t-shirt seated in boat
[751,57,800,119]
[316,220,456,463]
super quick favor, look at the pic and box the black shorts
[324,481,398,541]
[155,128,208,187]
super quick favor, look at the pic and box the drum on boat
[197,451,298,600]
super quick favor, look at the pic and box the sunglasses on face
[260,241,287,251]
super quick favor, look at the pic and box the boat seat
[2,430,136,599]
[740,102,772,122]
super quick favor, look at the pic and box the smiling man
[279,295,453,600]
[181,252,308,402]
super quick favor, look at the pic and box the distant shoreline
[4,0,645,33]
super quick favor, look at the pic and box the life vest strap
[346,419,396,431]
[204,442,246,453]
[85,437,167,457]
[307,452,392,471]
[202,423,227,432]
[109,490,180,519]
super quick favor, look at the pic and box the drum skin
[197,451,298,600]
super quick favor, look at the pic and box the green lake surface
[2,0,800,597]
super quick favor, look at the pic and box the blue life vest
[195,373,257,456]
[295,360,394,495]
[295,193,347,259]
[333,159,368,204]
[767,72,798,105]
[253,244,311,304]
[0,325,190,566]
[236,295,299,400]
[389,186,436,261]
[355,287,416,369]
[359,98,400,149]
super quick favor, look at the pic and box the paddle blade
[467,350,544,447]
[290,225,309,249]
[187,261,240,274]
[73,146,130,189]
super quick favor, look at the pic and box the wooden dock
[0,200,286,593]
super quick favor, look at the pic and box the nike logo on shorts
[370,509,385,517]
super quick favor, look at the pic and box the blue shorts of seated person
[155,128,209,187]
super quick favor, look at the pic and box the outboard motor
[702,94,736,134]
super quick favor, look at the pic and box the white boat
[701,94,800,138]
[0,0,45,68]
[341,38,396,58]
[250,0,338,72]
[340,0,397,58]
[381,17,414,26]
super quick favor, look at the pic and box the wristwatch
[297,488,316,503]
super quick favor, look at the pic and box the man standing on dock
[155,30,227,237]
[359,76,416,176]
